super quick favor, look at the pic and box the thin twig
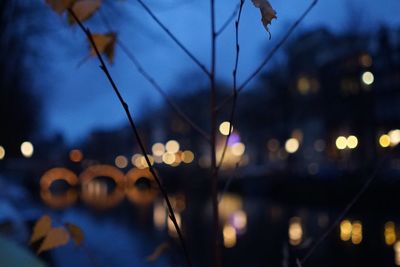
[209,0,221,267]
[136,0,210,77]
[68,9,192,267]
[216,0,244,171]
[218,162,240,203]
[117,41,210,141]
[215,2,240,37]
[98,9,209,141]
[215,0,318,111]
[300,157,385,265]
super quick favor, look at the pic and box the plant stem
[209,0,221,266]
[68,9,192,267]
[215,0,318,112]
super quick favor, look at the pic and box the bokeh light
[379,134,391,148]
[361,71,374,85]
[335,136,347,150]
[20,141,34,158]
[219,121,232,136]
[166,140,180,153]
[285,138,299,153]
[115,155,128,168]
[69,149,83,162]
[0,145,5,160]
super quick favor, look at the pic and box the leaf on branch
[46,0,76,14]
[145,242,169,262]
[251,0,277,39]
[68,0,102,24]
[89,32,117,64]
[30,215,52,244]
[65,223,84,246]
[37,227,70,254]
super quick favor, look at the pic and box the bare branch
[215,2,240,37]
[216,0,244,171]
[136,0,210,77]
[216,0,318,111]
[97,9,209,141]
[300,157,385,264]
[68,9,192,267]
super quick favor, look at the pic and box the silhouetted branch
[216,0,318,111]
[68,9,192,267]
[97,9,209,141]
[215,2,240,37]
[300,156,385,264]
[136,0,210,77]
[209,0,221,266]
[216,0,244,171]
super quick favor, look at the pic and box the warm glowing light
[153,201,166,231]
[389,130,400,146]
[231,142,245,156]
[285,138,299,153]
[20,141,34,158]
[181,150,194,163]
[0,146,5,160]
[167,213,181,238]
[162,152,176,165]
[347,135,358,149]
[219,121,232,136]
[289,217,303,246]
[361,71,374,85]
[394,241,400,266]
[385,221,396,246]
[297,76,311,94]
[69,149,83,162]
[152,143,165,156]
[165,140,180,153]
[115,155,128,168]
[379,134,391,148]
[336,136,347,150]
[132,154,144,169]
[223,224,237,248]
[351,221,362,245]
[140,155,154,167]
[340,219,352,241]
[219,194,243,222]
[231,210,247,232]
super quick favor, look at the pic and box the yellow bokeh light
[166,140,180,153]
[351,221,362,245]
[163,152,176,165]
[0,146,5,160]
[20,141,34,158]
[69,149,83,162]
[115,155,128,168]
[297,76,311,94]
[289,217,303,246]
[379,134,391,148]
[152,143,165,156]
[340,219,352,241]
[361,71,374,85]
[385,221,396,246]
[285,138,299,154]
[347,135,358,149]
[335,136,347,150]
[219,121,232,136]
[140,155,154,167]
[389,130,400,146]
[181,150,194,163]
[223,224,237,248]
[167,213,181,238]
[231,142,245,156]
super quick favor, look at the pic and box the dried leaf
[37,227,70,254]
[69,0,102,24]
[252,0,277,39]
[30,215,52,244]
[89,32,117,64]
[65,223,84,246]
[145,242,169,262]
[46,0,76,14]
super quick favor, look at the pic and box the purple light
[228,133,240,146]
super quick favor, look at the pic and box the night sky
[35,0,400,143]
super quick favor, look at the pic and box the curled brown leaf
[252,0,277,39]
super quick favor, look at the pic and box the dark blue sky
[37,0,400,143]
